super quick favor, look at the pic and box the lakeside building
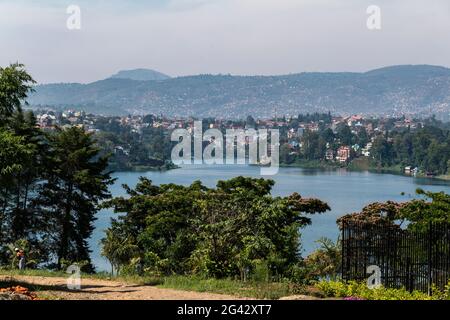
[336,146,351,163]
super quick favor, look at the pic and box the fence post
[341,221,345,281]
[406,257,411,292]
[427,221,433,296]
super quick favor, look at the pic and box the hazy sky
[0,0,449,83]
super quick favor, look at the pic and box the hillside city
[33,108,440,176]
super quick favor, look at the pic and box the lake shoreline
[108,163,180,173]
[279,161,449,181]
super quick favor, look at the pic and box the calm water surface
[90,165,450,271]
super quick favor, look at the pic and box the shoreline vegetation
[252,159,450,181]
[130,160,450,185]
[109,162,179,173]
[279,158,450,181]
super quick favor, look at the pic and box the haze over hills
[28,65,450,118]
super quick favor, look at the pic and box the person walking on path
[15,248,25,270]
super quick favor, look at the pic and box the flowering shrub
[317,280,450,300]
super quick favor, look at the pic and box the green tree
[0,129,33,235]
[320,128,335,144]
[0,63,35,121]
[304,237,341,280]
[399,189,450,229]
[279,143,294,164]
[101,221,139,275]
[0,63,48,265]
[371,135,394,166]
[338,189,450,231]
[336,124,354,146]
[7,111,47,242]
[36,127,114,271]
[356,127,369,147]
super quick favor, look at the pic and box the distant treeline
[370,125,450,174]
[278,115,450,175]
[93,117,174,171]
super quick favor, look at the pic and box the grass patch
[94,273,164,286]
[348,157,370,170]
[158,275,299,299]
[0,269,300,299]
[0,269,67,278]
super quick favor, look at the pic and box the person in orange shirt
[15,248,25,270]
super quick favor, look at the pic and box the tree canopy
[0,63,35,121]
[337,188,450,231]
[0,64,113,271]
[102,177,330,279]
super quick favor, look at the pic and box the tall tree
[36,127,114,271]
[0,64,43,264]
[7,111,46,242]
[336,123,354,146]
[0,129,33,239]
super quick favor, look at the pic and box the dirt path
[0,275,250,300]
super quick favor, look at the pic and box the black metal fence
[341,221,450,293]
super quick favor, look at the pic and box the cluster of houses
[33,109,423,165]
[36,110,98,132]
[324,143,373,163]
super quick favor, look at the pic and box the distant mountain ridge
[28,65,450,118]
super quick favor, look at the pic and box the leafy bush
[251,260,270,283]
[317,280,450,300]
[303,237,341,281]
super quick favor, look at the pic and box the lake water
[89,165,450,272]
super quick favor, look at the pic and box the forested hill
[28,65,450,118]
